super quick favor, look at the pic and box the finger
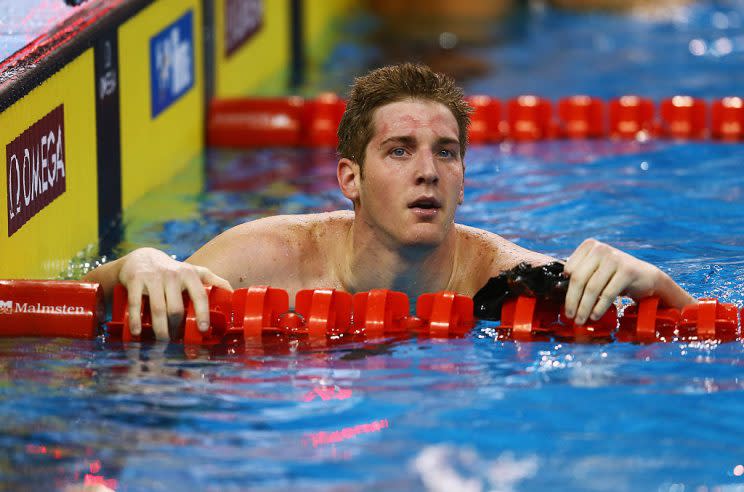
[145,279,169,341]
[164,277,185,338]
[127,282,144,336]
[183,272,210,332]
[197,267,233,291]
[575,261,617,325]
[564,252,601,319]
[564,238,596,275]
[589,272,627,322]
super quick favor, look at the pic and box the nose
[414,152,439,186]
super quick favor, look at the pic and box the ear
[338,157,361,204]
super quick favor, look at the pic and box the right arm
[84,215,306,340]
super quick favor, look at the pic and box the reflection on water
[2,331,744,490]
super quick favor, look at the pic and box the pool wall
[0,0,354,278]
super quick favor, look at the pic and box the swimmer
[83,63,695,340]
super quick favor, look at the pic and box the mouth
[407,196,442,220]
[407,196,442,210]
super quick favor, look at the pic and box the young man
[84,63,694,340]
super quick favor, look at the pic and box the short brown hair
[337,63,472,168]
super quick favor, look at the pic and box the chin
[399,225,447,247]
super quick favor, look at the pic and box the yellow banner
[0,50,98,278]
[118,0,204,210]
[213,0,290,97]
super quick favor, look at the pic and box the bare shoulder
[188,211,353,287]
[453,224,556,293]
[217,210,352,239]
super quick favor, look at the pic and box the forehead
[369,99,459,142]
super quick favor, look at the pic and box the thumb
[195,266,233,291]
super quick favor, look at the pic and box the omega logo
[6,105,67,236]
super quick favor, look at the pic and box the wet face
[342,99,465,248]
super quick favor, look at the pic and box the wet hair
[337,63,472,170]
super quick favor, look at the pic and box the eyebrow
[379,136,460,148]
[436,137,460,147]
[379,136,416,148]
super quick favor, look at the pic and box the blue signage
[150,11,194,118]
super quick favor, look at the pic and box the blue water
[5,1,744,491]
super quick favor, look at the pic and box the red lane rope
[207,94,744,148]
[0,280,741,344]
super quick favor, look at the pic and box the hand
[117,248,232,340]
[563,238,662,325]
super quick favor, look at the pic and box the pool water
[4,1,744,491]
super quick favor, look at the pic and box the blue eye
[391,148,406,157]
[438,149,455,159]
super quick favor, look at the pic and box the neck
[337,215,459,298]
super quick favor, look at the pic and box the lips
[408,196,442,210]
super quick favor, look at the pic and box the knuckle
[599,291,616,303]
[191,286,208,302]
[593,242,609,255]
[150,305,166,318]
[184,266,202,281]
[583,285,600,298]
[569,272,587,286]
[164,268,179,282]
[191,281,208,297]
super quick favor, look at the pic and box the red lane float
[207,97,306,148]
[557,96,605,139]
[679,298,738,342]
[0,280,103,339]
[305,93,346,147]
[233,285,289,341]
[659,96,708,140]
[609,95,655,140]
[467,95,503,144]
[206,94,345,149]
[506,95,554,141]
[616,297,680,342]
[353,289,411,337]
[295,288,353,338]
[499,296,555,341]
[711,97,744,141]
[416,291,475,337]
